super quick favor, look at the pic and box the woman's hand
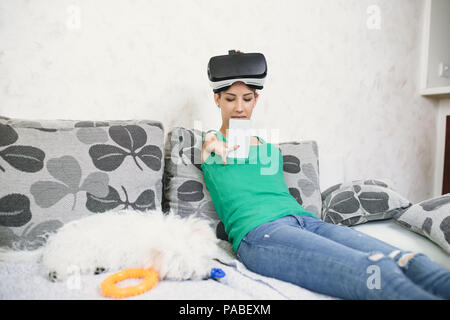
[202,132,239,165]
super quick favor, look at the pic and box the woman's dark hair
[217,85,257,98]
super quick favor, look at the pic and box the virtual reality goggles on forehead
[207,50,267,93]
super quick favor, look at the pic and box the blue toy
[210,268,226,279]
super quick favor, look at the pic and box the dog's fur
[0,209,232,282]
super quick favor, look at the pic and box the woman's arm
[201,132,240,165]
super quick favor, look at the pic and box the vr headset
[207,50,267,93]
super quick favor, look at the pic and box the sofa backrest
[0,118,322,249]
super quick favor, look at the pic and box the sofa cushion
[0,116,164,249]
[393,194,450,254]
[162,127,217,221]
[162,127,322,237]
[278,141,322,218]
[321,179,412,226]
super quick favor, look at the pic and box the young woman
[201,66,450,300]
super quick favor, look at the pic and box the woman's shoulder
[254,136,273,146]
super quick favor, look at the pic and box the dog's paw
[94,267,107,275]
[48,271,59,282]
[162,256,215,281]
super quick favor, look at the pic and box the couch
[0,115,449,300]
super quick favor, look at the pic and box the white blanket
[3,219,446,300]
[0,259,335,300]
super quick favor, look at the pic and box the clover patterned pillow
[278,140,322,218]
[321,179,412,226]
[393,194,450,254]
[162,127,218,224]
[162,128,323,239]
[0,116,164,249]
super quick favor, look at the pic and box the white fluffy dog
[0,209,232,282]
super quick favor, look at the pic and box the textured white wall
[0,0,439,203]
[427,0,450,88]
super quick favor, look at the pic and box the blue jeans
[236,215,450,300]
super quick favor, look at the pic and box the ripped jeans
[236,215,450,300]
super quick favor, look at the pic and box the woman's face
[214,81,259,126]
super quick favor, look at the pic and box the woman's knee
[387,249,420,269]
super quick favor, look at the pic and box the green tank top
[201,129,318,252]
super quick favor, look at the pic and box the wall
[426,0,450,88]
[0,0,439,203]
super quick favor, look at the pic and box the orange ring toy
[100,268,159,299]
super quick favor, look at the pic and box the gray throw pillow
[321,179,412,226]
[393,194,450,254]
[162,127,218,225]
[278,141,322,218]
[162,128,323,235]
[0,116,165,250]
